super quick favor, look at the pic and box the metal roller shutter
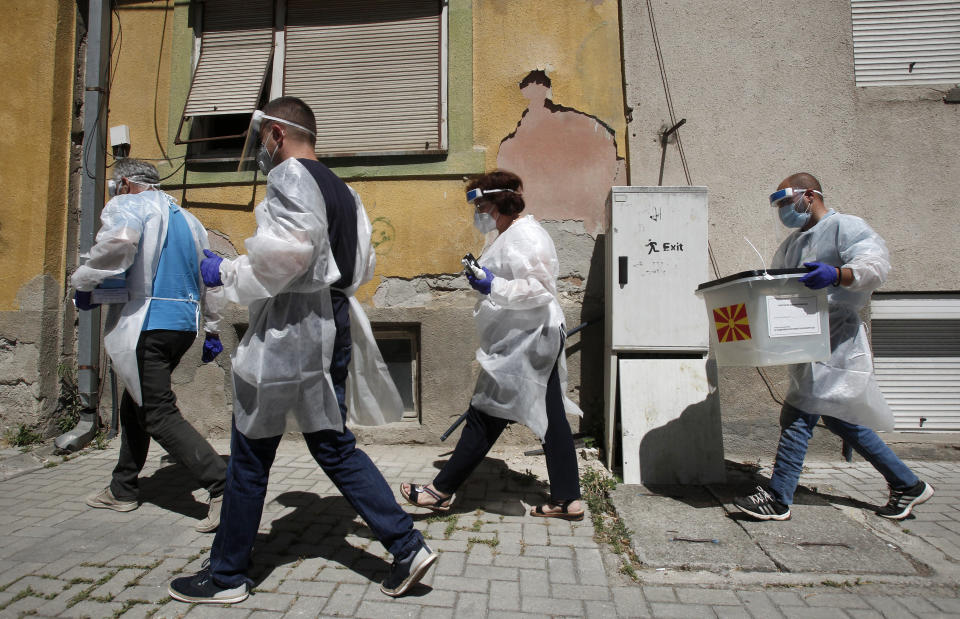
[871,297,960,431]
[183,0,275,117]
[851,0,960,86]
[284,0,442,157]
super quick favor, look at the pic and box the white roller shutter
[851,0,960,86]
[183,0,275,117]
[284,0,442,157]
[872,297,960,431]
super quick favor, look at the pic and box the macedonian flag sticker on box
[713,303,751,343]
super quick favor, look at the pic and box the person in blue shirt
[71,159,227,533]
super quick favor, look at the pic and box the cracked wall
[498,71,626,236]
[15,0,628,443]
[0,1,78,437]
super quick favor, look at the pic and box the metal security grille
[284,0,442,157]
[872,298,960,431]
[183,0,274,116]
[851,0,960,86]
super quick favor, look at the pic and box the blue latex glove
[200,249,223,287]
[800,261,839,289]
[201,334,223,363]
[74,290,100,311]
[467,266,495,295]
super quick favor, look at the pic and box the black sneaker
[168,560,248,604]
[876,480,934,520]
[380,542,438,597]
[733,486,791,521]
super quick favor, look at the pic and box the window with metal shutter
[871,297,960,431]
[177,0,275,144]
[851,0,960,86]
[284,0,443,157]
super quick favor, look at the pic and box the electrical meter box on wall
[605,186,709,352]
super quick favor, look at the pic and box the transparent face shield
[238,110,317,172]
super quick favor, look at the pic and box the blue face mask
[778,201,811,228]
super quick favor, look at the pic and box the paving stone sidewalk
[0,438,958,618]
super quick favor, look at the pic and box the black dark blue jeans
[209,295,423,588]
[111,329,226,501]
[433,337,581,503]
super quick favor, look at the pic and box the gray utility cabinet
[603,187,725,485]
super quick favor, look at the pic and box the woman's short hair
[466,169,525,216]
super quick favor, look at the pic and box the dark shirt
[297,158,357,294]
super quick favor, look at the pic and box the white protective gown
[472,215,583,440]
[772,209,894,431]
[209,158,402,439]
[70,191,221,406]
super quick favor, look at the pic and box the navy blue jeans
[433,334,581,503]
[768,402,918,505]
[209,295,422,588]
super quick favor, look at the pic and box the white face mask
[256,136,280,174]
[473,211,497,233]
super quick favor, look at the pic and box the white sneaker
[195,495,222,533]
[86,487,138,512]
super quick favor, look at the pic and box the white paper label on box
[766,295,821,338]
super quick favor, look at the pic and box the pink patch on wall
[497,71,626,235]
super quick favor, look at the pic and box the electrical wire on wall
[645,0,782,405]
[81,4,122,180]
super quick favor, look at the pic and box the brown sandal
[401,483,454,512]
[531,498,584,521]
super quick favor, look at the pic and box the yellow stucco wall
[473,0,627,169]
[100,0,625,298]
[0,1,75,309]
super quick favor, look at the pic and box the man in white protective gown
[72,158,227,533]
[400,169,585,522]
[733,172,933,522]
[168,97,436,605]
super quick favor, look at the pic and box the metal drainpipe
[56,0,111,452]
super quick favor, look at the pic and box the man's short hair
[262,96,317,145]
[112,158,159,185]
[785,172,822,195]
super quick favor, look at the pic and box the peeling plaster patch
[0,338,39,385]
[207,230,239,259]
[498,70,626,236]
[0,337,41,428]
[374,275,472,308]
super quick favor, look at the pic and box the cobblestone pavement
[0,439,958,618]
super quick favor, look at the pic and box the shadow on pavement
[137,455,231,518]
[244,491,436,595]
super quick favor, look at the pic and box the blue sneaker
[168,560,248,604]
[380,542,438,597]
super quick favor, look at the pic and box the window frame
[167,0,480,185]
[850,0,960,87]
[373,326,421,422]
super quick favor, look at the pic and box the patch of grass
[425,513,458,539]
[3,424,43,447]
[0,586,38,612]
[92,430,109,450]
[66,569,117,608]
[67,578,95,586]
[55,363,83,434]
[467,535,500,549]
[44,461,58,469]
[580,468,642,581]
[470,519,483,532]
